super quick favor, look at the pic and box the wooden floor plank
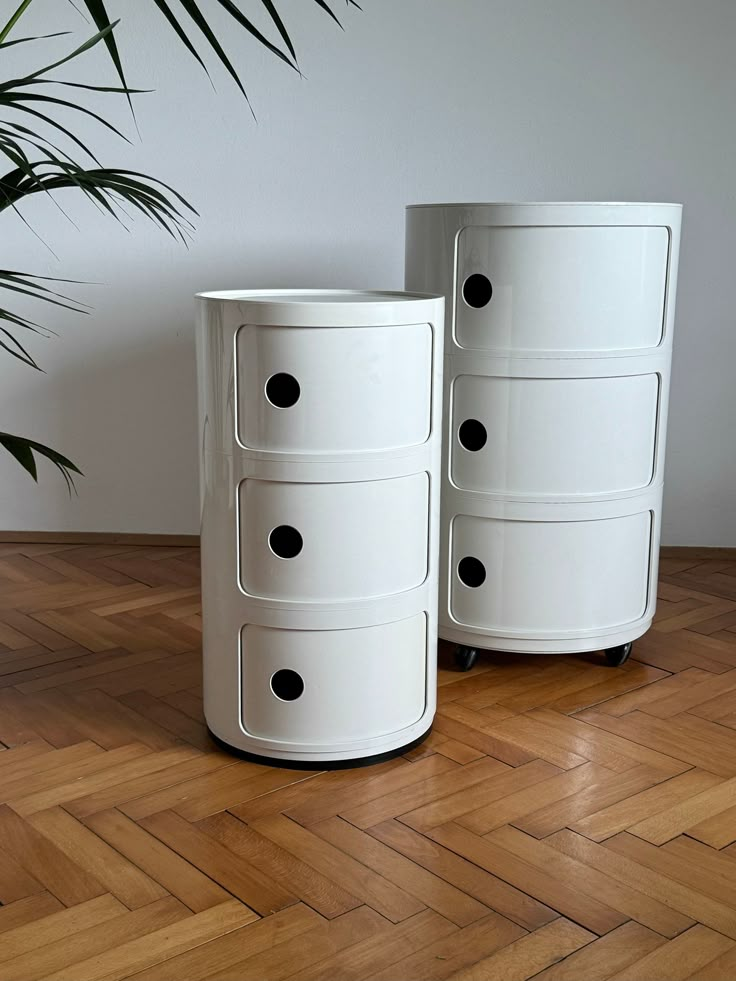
[0,805,107,907]
[250,814,426,923]
[65,750,237,819]
[686,943,736,981]
[605,832,736,909]
[286,908,458,981]
[1,546,736,980]
[484,825,690,939]
[441,918,594,981]
[363,911,526,981]
[83,809,231,913]
[196,812,363,919]
[140,810,297,916]
[399,759,560,832]
[569,768,723,842]
[574,709,736,777]
[425,822,627,935]
[605,924,734,981]
[0,893,64,936]
[530,921,666,981]
[204,906,387,981]
[336,756,508,831]
[548,830,735,938]
[0,896,188,981]
[123,904,322,981]
[625,774,736,844]
[503,764,671,839]
[458,761,607,834]
[43,899,256,981]
[310,816,491,926]
[285,754,458,827]
[366,819,558,931]
[0,894,126,964]
[26,807,167,909]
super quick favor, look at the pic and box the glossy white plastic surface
[406,202,681,656]
[241,615,427,744]
[455,225,669,354]
[196,289,444,763]
[236,323,432,453]
[238,474,429,602]
[451,373,660,498]
[450,510,652,634]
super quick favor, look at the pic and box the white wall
[1,0,734,545]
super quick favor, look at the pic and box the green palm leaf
[75,0,360,102]
[0,431,82,491]
[0,3,359,488]
[0,24,196,486]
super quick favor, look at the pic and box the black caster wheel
[454,646,478,672]
[604,642,633,667]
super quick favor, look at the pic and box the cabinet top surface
[196,289,438,304]
[406,201,683,209]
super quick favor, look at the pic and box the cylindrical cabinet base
[196,290,444,766]
[206,725,434,770]
[440,623,651,656]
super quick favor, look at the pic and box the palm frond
[0,25,195,399]
[0,3,359,490]
[0,0,34,45]
[74,0,359,103]
[0,431,82,491]
[0,32,72,50]
[0,269,89,368]
[0,24,197,237]
[0,163,196,239]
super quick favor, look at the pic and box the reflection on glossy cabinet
[406,202,682,666]
[196,290,444,765]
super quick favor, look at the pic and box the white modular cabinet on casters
[405,203,682,671]
[195,290,444,766]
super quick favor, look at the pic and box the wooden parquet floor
[1,545,736,979]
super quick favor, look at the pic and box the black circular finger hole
[265,372,300,408]
[458,419,487,452]
[462,273,493,308]
[270,669,304,701]
[458,556,486,588]
[268,525,303,559]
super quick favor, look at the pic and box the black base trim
[206,725,433,771]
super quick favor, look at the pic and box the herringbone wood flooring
[1,545,736,979]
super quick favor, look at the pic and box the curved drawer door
[455,225,669,354]
[450,512,652,634]
[239,475,429,602]
[236,323,432,453]
[451,373,660,498]
[240,616,427,744]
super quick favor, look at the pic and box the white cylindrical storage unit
[405,203,682,670]
[196,290,444,765]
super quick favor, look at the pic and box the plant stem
[0,0,35,44]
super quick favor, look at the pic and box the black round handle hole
[458,419,487,452]
[269,525,303,559]
[462,273,493,309]
[271,669,304,701]
[458,556,486,588]
[266,372,300,408]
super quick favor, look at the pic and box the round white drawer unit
[405,202,682,671]
[196,290,444,765]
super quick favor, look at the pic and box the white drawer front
[239,475,429,602]
[241,616,427,744]
[236,323,432,453]
[450,512,652,634]
[455,225,669,354]
[451,373,659,498]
